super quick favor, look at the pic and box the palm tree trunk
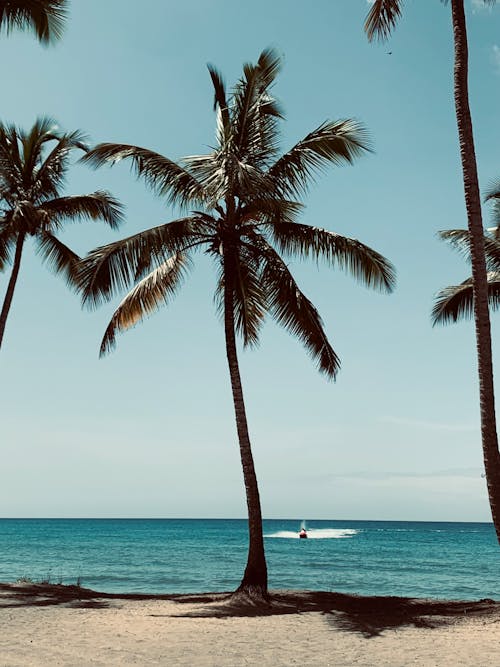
[223,260,268,602]
[451,0,500,541]
[0,233,25,350]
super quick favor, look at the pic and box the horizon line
[0,517,494,524]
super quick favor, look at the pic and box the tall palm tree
[0,0,68,44]
[0,117,123,348]
[77,49,395,602]
[365,0,500,542]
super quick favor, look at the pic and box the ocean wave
[265,529,358,540]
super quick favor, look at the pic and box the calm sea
[0,519,498,600]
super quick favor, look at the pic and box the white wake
[265,528,358,540]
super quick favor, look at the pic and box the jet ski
[299,528,308,539]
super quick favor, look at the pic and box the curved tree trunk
[0,233,25,350]
[223,259,268,603]
[451,0,500,541]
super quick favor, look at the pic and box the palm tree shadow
[0,583,112,609]
[1,584,498,638]
[320,594,478,637]
[0,583,219,610]
[168,591,499,638]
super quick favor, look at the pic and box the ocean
[0,519,498,600]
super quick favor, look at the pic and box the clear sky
[1,0,499,521]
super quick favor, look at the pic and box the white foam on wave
[265,528,358,540]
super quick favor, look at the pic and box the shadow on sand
[1,583,498,637]
[169,590,500,638]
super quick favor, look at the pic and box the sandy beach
[1,584,499,666]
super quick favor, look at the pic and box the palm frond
[267,120,371,199]
[438,228,500,271]
[34,129,88,200]
[0,0,68,44]
[183,148,280,204]
[82,143,206,209]
[99,253,192,356]
[269,222,395,292]
[227,247,267,347]
[21,116,62,184]
[0,219,16,270]
[181,150,235,203]
[0,124,24,194]
[490,205,500,238]
[484,179,500,237]
[484,178,500,203]
[207,64,230,146]
[232,48,283,167]
[35,231,80,286]
[241,198,304,226]
[77,216,207,308]
[233,57,266,152]
[482,236,500,271]
[364,0,404,42]
[257,48,283,87]
[438,228,470,246]
[432,272,500,325]
[243,93,283,168]
[38,191,124,230]
[260,243,340,378]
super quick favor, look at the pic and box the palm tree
[365,0,500,542]
[77,49,395,602]
[0,0,68,44]
[0,117,123,348]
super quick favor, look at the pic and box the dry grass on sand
[1,582,499,666]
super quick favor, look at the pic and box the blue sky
[1,0,499,521]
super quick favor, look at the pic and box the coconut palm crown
[432,195,500,325]
[0,116,123,348]
[432,231,500,323]
[77,49,395,601]
[0,0,68,44]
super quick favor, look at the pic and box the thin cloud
[294,468,482,484]
[379,415,476,432]
[471,0,493,13]
[366,1,491,14]
[367,1,490,12]
[491,44,500,74]
[335,468,481,480]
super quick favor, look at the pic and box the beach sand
[1,584,499,666]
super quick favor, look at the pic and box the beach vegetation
[0,117,123,349]
[364,0,500,543]
[14,572,81,586]
[75,48,395,603]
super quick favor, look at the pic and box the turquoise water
[0,519,498,600]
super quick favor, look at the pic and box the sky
[1,0,500,521]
